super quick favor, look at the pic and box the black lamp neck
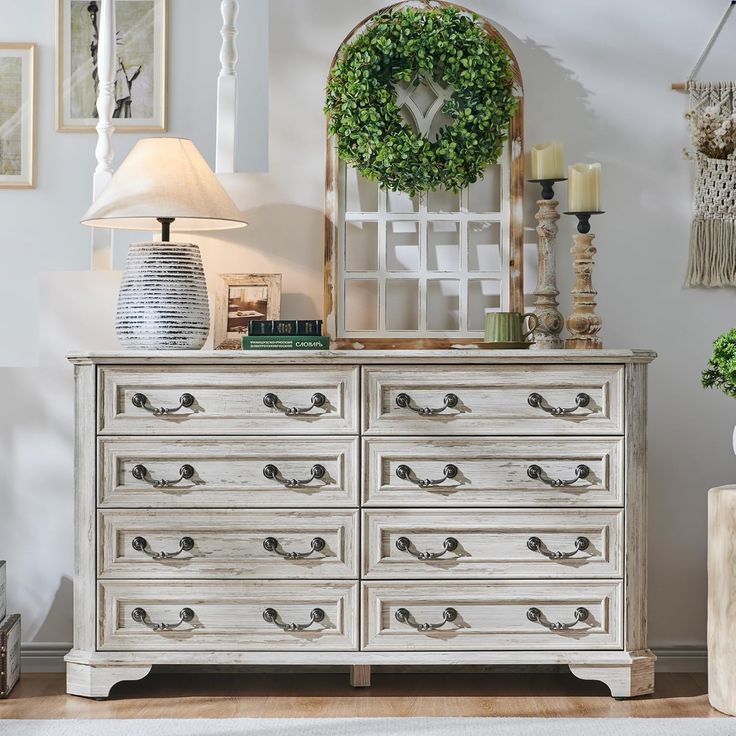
[157,217,175,242]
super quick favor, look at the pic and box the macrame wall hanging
[677,2,736,287]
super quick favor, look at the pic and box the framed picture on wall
[213,273,282,349]
[0,43,35,188]
[56,0,167,132]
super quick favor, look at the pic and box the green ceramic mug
[484,311,538,344]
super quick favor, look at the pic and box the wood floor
[0,672,724,719]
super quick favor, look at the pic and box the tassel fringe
[686,217,736,287]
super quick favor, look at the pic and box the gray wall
[1,0,735,670]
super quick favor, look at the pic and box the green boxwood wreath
[324,4,518,196]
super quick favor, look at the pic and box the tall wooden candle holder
[564,211,605,350]
[528,179,565,349]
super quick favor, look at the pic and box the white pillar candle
[531,142,564,180]
[568,163,601,212]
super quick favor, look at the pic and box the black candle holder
[563,210,605,234]
[528,177,567,200]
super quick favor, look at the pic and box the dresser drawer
[99,437,358,508]
[363,509,622,579]
[363,365,623,435]
[362,580,622,651]
[98,581,358,651]
[364,437,623,507]
[99,366,359,435]
[99,510,358,579]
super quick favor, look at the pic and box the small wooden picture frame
[213,273,282,349]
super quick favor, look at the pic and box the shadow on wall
[0,272,119,644]
[33,577,74,644]
[198,199,329,326]
[0,361,75,641]
[512,33,599,310]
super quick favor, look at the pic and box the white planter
[116,242,210,350]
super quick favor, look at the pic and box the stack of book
[0,561,21,699]
[243,319,329,351]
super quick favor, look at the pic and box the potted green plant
[702,328,736,451]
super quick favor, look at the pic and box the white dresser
[65,349,655,698]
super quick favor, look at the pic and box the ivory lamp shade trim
[81,137,247,232]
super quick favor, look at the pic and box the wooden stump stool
[709,485,736,715]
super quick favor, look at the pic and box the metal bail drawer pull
[263,536,326,559]
[526,464,590,487]
[395,463,458,487]
[262,607,325,631]
[395,536,459,560]
[131,606,195,631]
[262,392,326,416]
[526,536,590,559]
[527,392,591,415]
[395,607,458,631]
[132,464,195,488]
[395,392,458,415]
[131,536,195,560]
[526,606,590,630]
[131,392,195,415]
[263,463,326,487]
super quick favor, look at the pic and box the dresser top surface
[68,348,656,366]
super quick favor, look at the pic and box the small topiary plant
[702,328,736,398]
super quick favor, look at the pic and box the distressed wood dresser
[66,349,656,698]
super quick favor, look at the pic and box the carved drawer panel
[361,580,622,651]
[98,437,359,508]
[363,437,623,507]
[98,581,358,651]
[363,365,623,435]
[98,365,359,435]
[98,510,358,579]
[362,509,622,579]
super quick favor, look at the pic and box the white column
[216,0,239,173]
[91,0,117,270]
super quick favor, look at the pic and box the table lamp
[81,137,247,349]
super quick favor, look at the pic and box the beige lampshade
[81,137,247,232]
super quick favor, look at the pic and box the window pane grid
[338,150,529,338]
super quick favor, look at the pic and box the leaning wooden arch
[324,0,525,348]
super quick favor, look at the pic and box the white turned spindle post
[91,0,117,270]
[216,0,239,173]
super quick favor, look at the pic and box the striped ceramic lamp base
[116,242,210,350]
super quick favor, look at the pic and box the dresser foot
[569,650,655,698]
[66,662,153,698]
[350,665,371,687]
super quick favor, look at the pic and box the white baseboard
[21,643,708,675]
[21,642,71,673]
[653,647,707,673]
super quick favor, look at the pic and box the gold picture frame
[0,43,36,188]
[56,0,168,132]
[213,273,283,349]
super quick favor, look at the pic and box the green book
[242,336,330,351]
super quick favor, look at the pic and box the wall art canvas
[56,0,167,131]
[213,273,282,349]
[0,43,35,188]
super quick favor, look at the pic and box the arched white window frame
[324,1,525,348]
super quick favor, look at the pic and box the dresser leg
[66,662,152,698]
[568,650,655,698]
[350,665,371,687]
